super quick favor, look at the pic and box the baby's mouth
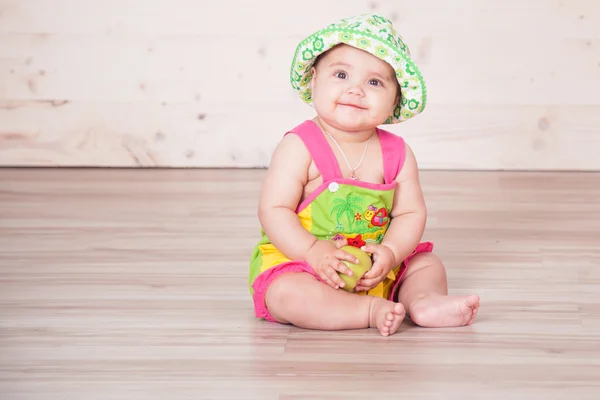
[338,103,367,110]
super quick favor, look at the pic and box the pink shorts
[251,242,434,322]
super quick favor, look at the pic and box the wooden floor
[1,168,600,400]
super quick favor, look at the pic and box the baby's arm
[357,142,427,291]
[380,142,427,265]
[258,133,357,288]
[258,133,316,260]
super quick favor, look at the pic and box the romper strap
[284,120,342,182]
[377,128,407,184]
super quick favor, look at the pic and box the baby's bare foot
[369,299,405,336]
[409,294,480,328]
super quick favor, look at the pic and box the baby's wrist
[302,238,320,261]
[381,243,401,267]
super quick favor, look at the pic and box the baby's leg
[397,253,480,328]
[265,272,405,336]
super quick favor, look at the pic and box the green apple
[337,245,373,292]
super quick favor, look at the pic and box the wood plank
[1,0,598,38]
[0,34,296,103]
[2,101,599,169]
[1,33,598,104]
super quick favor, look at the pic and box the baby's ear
[310,66,317,88]
[394,88,402,109]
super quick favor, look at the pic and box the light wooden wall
[0,0,599,170]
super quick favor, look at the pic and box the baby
[248,14,480,336]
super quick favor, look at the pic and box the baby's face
[310,44,399,131]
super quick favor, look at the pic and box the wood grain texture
[1,168,600,399]
[2,0,599,38]
[0,0,599,169]
[2,101,599,169]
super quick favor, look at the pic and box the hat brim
[290,27,426,124]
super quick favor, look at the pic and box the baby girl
[248,14,480,336]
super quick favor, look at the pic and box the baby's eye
[334,71,347,79]
[368,79,382,86]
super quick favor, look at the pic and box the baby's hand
[354,244,397,293]
[305,239,358,289]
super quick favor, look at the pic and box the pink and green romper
[249,120,433,321]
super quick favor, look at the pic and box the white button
[328,182,339,192]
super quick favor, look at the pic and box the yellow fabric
[257,243,291,273]
[255,204,314,274]
[297,204,313,232]
[358,264,402,299]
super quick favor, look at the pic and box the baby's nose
[347,85,365,96]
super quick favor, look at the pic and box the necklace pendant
[350,172,358,180]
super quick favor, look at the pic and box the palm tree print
[331,193,364,232]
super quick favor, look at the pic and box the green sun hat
[290,14,427,124]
